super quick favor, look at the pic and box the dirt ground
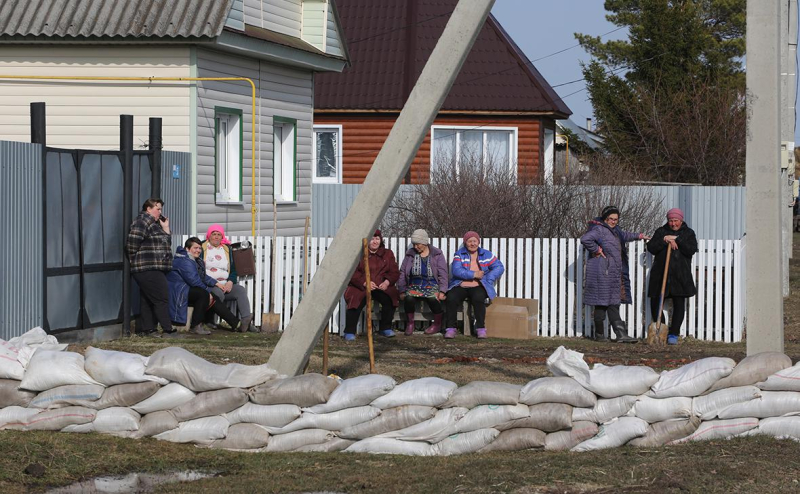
[3,236,800,493]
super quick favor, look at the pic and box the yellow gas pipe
[0,75,259,236]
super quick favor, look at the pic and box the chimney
[585,118,593,132]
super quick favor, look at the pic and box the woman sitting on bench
[397,229,449,336]
[444,231,505,339]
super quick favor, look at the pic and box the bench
[369,298,490,336]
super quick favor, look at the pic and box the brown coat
[344,243,400,309]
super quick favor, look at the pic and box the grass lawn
[4,235,800,493]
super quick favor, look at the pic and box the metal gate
[43,148,154,333]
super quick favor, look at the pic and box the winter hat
[410,229,430,245]
[601,206,620,220]
[463,231,480,243]
[205,223,231,245]
[373,229,382,239]
[666,208,684,221]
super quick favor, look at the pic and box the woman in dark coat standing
[647,208,698,345]
[342,230,400,341]
[581,206,649,342]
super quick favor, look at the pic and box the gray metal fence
[0,141,43,340]
[162,150,192,235]
[312,183,746,239]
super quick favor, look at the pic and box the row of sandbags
[4,328,800,454]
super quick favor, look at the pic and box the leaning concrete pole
[268,0,496,376]
[746,0,784,355]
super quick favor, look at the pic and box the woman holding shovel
[581,206,649,343]
[647,208,698,345]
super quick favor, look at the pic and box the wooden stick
[363,238,376,373]
[322,324,329,376]
[656,244,673,331]
[303,216,310,295]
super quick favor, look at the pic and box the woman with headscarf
[397,229,449,336]
[342,230,400,341]
[581,206,649,343]
[647,208,698,345]
[201,224,253,332]
[444,231,505,340]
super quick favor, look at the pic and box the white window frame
[312,124,343,184]
[214,107,242,204]
[273,117,297,203]
[429,125,518,175]
[543,127,555,183]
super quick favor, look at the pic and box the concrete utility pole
[780,0,797,296]
[267,0,496,376]
[746,1,784,355]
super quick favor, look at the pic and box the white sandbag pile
[5,330,800,456]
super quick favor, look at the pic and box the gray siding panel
[226,0,246,31]
[325,6,343,58]
[196,47,313,237]
[0,141,43,340]
[162,150,192,235]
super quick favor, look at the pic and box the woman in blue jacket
[444,231,505,339]
[167,237,241,335]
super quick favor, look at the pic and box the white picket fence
[177,235,746,342]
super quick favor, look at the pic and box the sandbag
[8,327,65,352]
[92,407,141,434]
[0,406,42,429]
[135,411,178,438]
[145,347,278,392]
[377,407,468,443]
[649,357,736,398]
[441,381,522,409]
[572,407,596,423]
[544,422,599,451]
[519,377,596,408]
[579,396,637,424]
[629,416,702,447]
[304,374,396,414]
[478,428,546,452]
[546,346,658,398]
[154,416,229,444]
[30,384,105,409]
[496,403,573,433]
[267,406,381,434]
[454,404,530,433]
[84,347,168,386]
[0,341,25,380]
[265,429,335,452]
[338,406,437,440]
[671,417,758,442]
[131,383,196,414]
[80,382,161,410]
[24,406,96,431]
[295,437,356,452]
[172,388,248,422]
[433,428,499,456]
[758,362,800,391]
[248,373,339,407]
[345,437,433,456]
[20,351,102,391]
[0,379,36,407]
[717,391,800,419]
[571,417,648,451]
[370,377,456,409]
[225,403,301,428]
[706,352,791,393]
[751,416,800,440]
[206,423,271,450]
[633,396,693,423]
[692,386,761,420]
[61,423,96,434]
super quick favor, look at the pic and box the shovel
[646,243,672,346]
[262,198,281,333]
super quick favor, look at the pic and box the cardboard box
[485,304,536,340]
[489,297,539,337]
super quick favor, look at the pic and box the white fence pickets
[174,235,746,342]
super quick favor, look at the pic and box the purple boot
[404,313,415,336]
[424,313,444,335]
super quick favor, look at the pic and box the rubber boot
[612,320,638,343]
[425,313,444,335]
[404,313,415,336]
[593,324,609,342]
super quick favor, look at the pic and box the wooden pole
[363,238,376,373]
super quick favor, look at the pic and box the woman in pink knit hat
[646,208,698,345]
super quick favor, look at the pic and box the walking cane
[647,243,672,346]
[363,238,377,373]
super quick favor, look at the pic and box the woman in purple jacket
[580,206,649,343]
[397,229,449,336]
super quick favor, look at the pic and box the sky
[490,1,800,143]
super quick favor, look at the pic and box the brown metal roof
[315,0,571,116]
[0,0,233,39]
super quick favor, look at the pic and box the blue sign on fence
[172,164,180,179]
